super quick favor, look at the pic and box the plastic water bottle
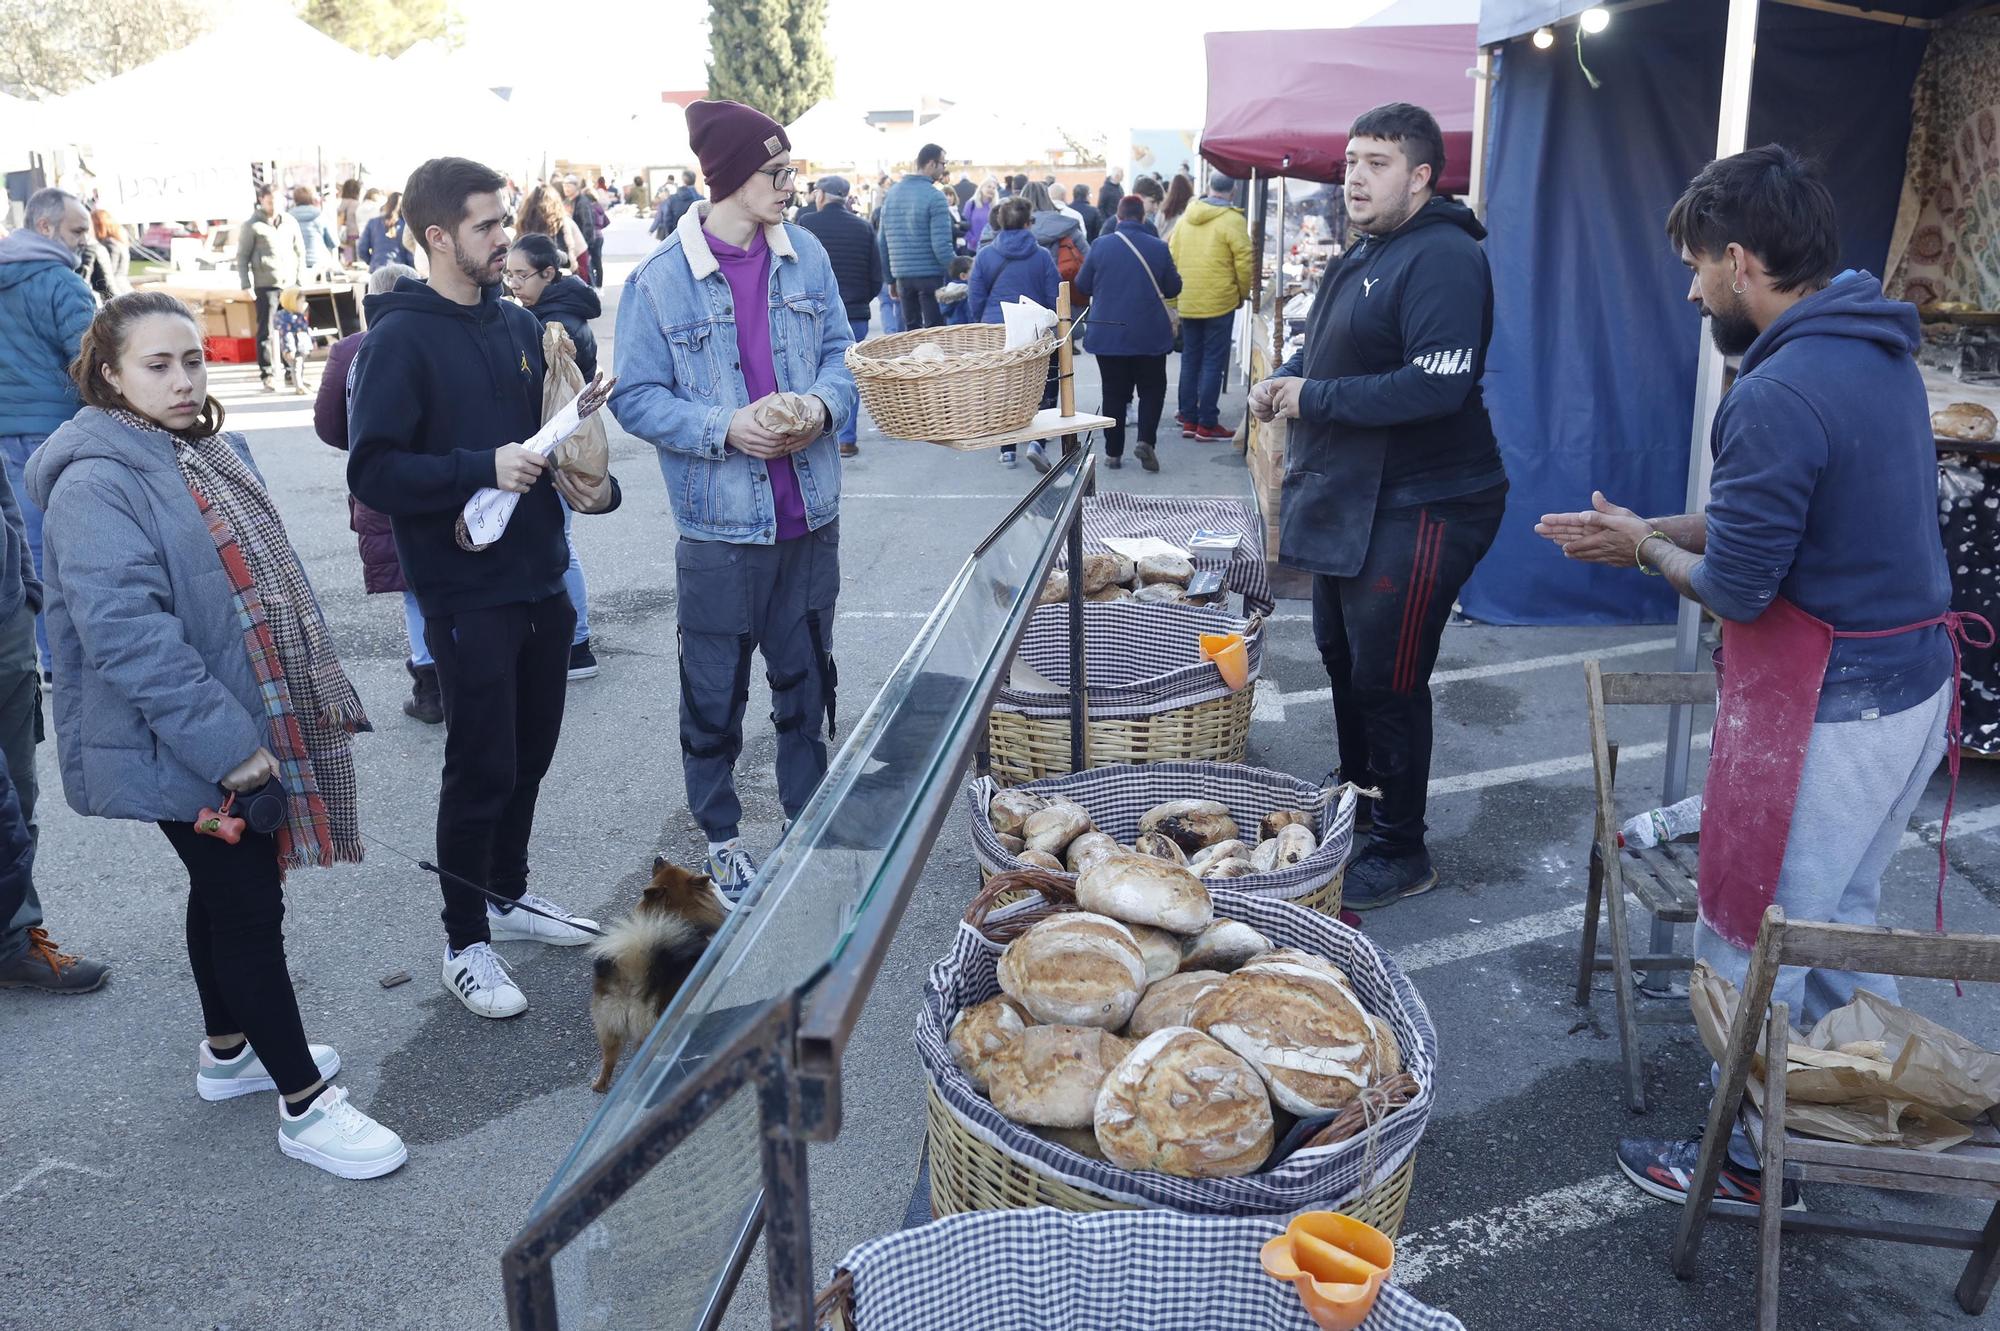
[1619,795,1703,849]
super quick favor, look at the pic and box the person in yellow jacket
[1168,173,1254,440]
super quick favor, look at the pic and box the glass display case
[503,443,1096,1331]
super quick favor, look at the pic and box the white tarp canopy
[890,105,1080,169]
[0,93,54,168]
[785,99,897,169]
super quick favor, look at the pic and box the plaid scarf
[113,411,369,868]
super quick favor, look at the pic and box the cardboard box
[1247,435,1283,555]
[199,303,229,338]
[223,301,257,338]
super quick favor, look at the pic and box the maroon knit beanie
[685,100,791,204]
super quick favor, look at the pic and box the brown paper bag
[1690,962,2000,1151]
[541,322,614,511]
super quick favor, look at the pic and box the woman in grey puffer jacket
[28,291,407,1181]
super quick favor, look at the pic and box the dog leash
[360,831,609,938]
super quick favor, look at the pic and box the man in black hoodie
[1252,103,1507,910]
[349,157,618,1020]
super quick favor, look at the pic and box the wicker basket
[966,761,1356,917]
[846,324,1055,444]
[916,876,1436,1230]
[987,601,1262,785]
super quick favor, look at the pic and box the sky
[451,0,1404,135]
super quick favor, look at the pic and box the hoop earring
[1731,280,1747,295]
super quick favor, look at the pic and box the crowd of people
[0,90,1960,1241]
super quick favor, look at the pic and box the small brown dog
[588,855,728,1092]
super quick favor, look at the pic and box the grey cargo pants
[676,522,840,841]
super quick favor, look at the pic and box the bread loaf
[1075,852,1214,933]
[1201,857,1258,879]
[1018,849,1064,871]
[1065,831,1121,875]
[1934,401,1998,444]
[1023,800,1091,855]
[1180,918,1274,972]
[1139,800,1239,853]
[1187,840,1252,875]
[1126,970,1228,1036]
[1133,831,1189,865]
[997,913,1148,1028]
[1193,958,1386,1114]
[1133,583,1185,605]
[1136,553,1194,588]
[1259,809,1314,841]
[1038,569,1070,605]
[987,1024,1132,1128]
[1271,823,1316,867]
[1249,838,1280,873]
[1086,585,1132,603]
[947,995,1028,1092]
[988,790,1046,838]
[996,832,1025,855]
[1127,924,1184,984]
[1080,552,1125,594]
[1093,1027,1274,1177]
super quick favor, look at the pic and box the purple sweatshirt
[707,227,808,540]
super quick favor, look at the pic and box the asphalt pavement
[6,263,2000,1331]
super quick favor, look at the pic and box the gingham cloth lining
[966,762,1357,902]
[917,889,1437,1214]
[1078,493,1274,616]
[834,1208,1466,1331]
[995,600,1263,721]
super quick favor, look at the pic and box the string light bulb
[1532,25,1555,47]
[1580,7,1611,32]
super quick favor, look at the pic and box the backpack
[1052,232,1089,307]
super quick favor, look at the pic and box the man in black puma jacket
[1252,102,1508,910]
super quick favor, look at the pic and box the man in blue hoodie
[1536,145,1954,1211]
[349,157,617,1021]
[1251,103,1508,911]
[0,187,106,993]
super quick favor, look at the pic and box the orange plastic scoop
[1199,632,1250,691]
[1259,1211,1393,1331]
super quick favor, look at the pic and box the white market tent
[0,93,54,168]
[785,99,896,170]
[890,105,1080,169]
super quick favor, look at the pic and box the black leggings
[1312,490,1506,855]
[160,822,320,1097]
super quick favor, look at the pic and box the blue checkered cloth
[919,889,1437,1214]
[1080,494,1274,616]
[998,599,1264,721]
[832,1208,1466,1331]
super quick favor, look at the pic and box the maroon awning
[1200,26,1479,192]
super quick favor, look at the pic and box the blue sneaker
[1341,847,1437,912]
[706,839,760,905]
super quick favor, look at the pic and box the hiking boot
[567,638,600,681]
[0,928,109,993]
[278,1085,408,1180]
[402,660,443,725]
[1616,1135,1803,1210]
[1341,847,1437,912]
[1134,443,1159,472]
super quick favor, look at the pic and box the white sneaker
[442,942,527,1018]
[277,1085,408,1179]
[486,893,599,945]
[197,1040,341,1101]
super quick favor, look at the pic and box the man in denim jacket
[611,100,857,898]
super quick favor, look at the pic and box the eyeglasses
[757,166,799,190]
[502,269,546,287]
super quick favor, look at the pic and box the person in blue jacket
[356,191,414,272]
[1073,194,1181,472]
[967,198,1058,469]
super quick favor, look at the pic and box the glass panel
[527,444,1090,1325]
[549,1079,762,1329]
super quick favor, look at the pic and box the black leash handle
[416,859,608,938]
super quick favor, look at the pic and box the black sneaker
[1104,455,1123,469]
[1134,443,1158,472]
[1616,1135,1804,1210]
[568,639,600,681]
[1341,847,1437,911]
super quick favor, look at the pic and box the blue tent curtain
[1461,0,1930,625]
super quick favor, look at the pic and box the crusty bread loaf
[1093,1026,1274,1176]
[1259,809,1314,842]
[1018,849,1064,871]
[986,1024,1131,1127]
[1023,800,1091,855]
[1075,852,1214,934]
[988,790,1046,838]
[997,913,1148,1028]
[1066,831,1121,875]
[1126,924,1184,984]
[1136,552,1194,588]
[1126,970,1228,1036]
[1187,840,1251,875]
[1180,918,1274,972]
[1193,957,1385,1114]
[948,995,1028,1092]
[1138,800,1240,853]
[1934,401,1998,443]
[1201,857,1258,879]
[1133,831,1189,865]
